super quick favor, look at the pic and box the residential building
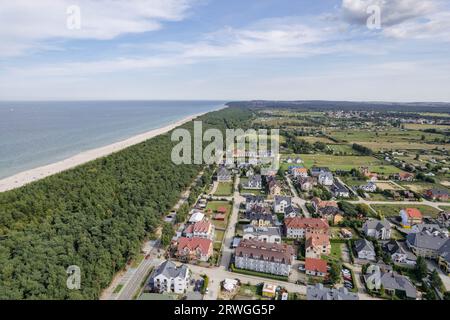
[360,182,377,193]
[184,220,215,240]
[243,225,282,244]
[244,195,265,211]
[234,239,295,276]
[305,258,328,277]
[217,166,232,182]
[189,211,205,223]
[392,172,414,182]
[307,284,359,301]
[354,239,376,261]
[283,205,298,219]
[246,212,274,227]
[291,167,308,178]
[318,172,334,186]
[330,181,350,198]
[362,219,392,240]
[383,240,416,265]
[149,260,190,294]
[243,175,262,190]
[267,176,282,197]
[425,188,449,201]
[305,232,331,259]
[438,211,450,228]
[400,208,423,228]
[284,217,329,239]
[273,196,292,214]
[176,237,213,262]
[296,176,315,192]
[406,232,449,259]
[364,268,417,299]
[311,197,339,213]
[411,223,449,238]
[310,167,331,177]
[262,283,277,298]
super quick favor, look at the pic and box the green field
[215,182,234,196]
[371,204,441,218]
[328,129,447,151]
[300,154,401,174]
[206,201,232,229]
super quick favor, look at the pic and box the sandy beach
[0,107,223,193]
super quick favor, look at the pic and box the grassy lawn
[206,201,232,229]
[371,204,441,218]
[330,242,343,261]
[241,189,265,196]
[300,154,401,174]
[215,182,234,196]
[113,284,124,294]
[131,253,144,269]
[215,230,225,242]
[400,182,450,194]
[328,144,358,155]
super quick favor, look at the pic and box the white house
[318,172,334,186]
[362,219,392,240]
[360,182,377,193]
[354,239,376,261]
[243,225,282,244]
[273,196,292,214]
[150,260,190,294]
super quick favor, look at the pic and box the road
[284,174,310,218]
[219,176,244,270]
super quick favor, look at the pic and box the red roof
[293,167,307,173]
[217,207,227,213]
[306,232,330,248]
[193,221,211,233]
[177,237,212,255]
[311,197,338,208]
[284,217,329,231]
[405,208,422,219]
[305,258,328,274]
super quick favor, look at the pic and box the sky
[1,0,450,102]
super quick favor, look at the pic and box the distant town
[105,106,450,301]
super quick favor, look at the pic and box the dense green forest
[0,106,254,299]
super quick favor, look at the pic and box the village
[103,108,450,301]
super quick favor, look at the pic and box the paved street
[284,174,310,218]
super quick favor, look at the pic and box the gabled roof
[305,258,328,273]
[406,232,448,251]
[275,195,292,206]
[154,260,189,279]
[379,272,417,299]
[236,239,295,264]
[307,284,359,301]
[355,239,375,253]
[364,219,391,232]
[403,208,423,219]
[284,217,329,231]
[177,237,212,255]
[306,232,330,248]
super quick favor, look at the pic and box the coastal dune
[0,109,217,193]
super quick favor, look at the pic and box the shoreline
[0,105,226,193]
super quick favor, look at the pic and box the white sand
[0,107,224,193]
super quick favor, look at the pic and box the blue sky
[1,0,450,101]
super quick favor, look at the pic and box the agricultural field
[403,123,450,130]
[400,182,449,194]
[300,154,401,174]
[327,129,447,151]
[371,204,441,218]
[296,136,336,144]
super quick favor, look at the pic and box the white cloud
[0,0,194,57]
